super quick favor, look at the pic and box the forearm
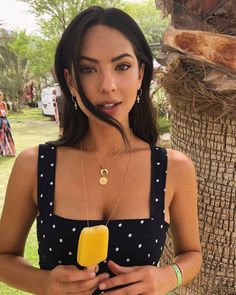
[0,254,48,294]
[162,250,202,292]
[173,250,202,285]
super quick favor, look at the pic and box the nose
[99,72,116,93]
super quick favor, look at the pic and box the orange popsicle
[77,225,109,267]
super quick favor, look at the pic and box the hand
[98,261,173,295]
[43,265,109,295]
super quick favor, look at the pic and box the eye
[116,63,131,71]
[79,66,96,73]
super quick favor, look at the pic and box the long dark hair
[53,6,158,146]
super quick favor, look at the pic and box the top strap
[150,146,168,221]
[37,144,57,215]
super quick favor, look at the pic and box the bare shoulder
[166,148,196,174]
[11,146,39,182]
[14,145,38,165]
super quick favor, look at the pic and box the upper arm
[168,149,201,256]
[0,147,39,256]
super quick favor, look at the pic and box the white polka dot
[138,244,142,248]
[43,234,46,238]
[50,182,54,185]
[40,174,44,177]
[52,224,56,228]
[59,238,63,243]
[163,210,165,214]
[160,247,163,251]
[164,188,166,192]
[115,247,119,252]
[58,260,62,264]
[156,147,159,150]
[128,233,132,238]
[50,163,54,167]
[160,224,163,229]
[103,260,107,263]
[152,261,156,265]
[72,227,76,232]
[68,251,72,256]
[155,239,158,243]
[156,179,160,182]
[157,162,160,165]
[49,213,52,216]
[49,202,53,206]
[49,248,52,252]
[151,217,154,220]
[40,220,43,224]
[40,194,43,198]
[126,258,130,262]
[40,155,44,159]
[155,198,159,202]
[140,220,144,224]
[51,147,55,150]
[118,223,122,227]
[148,253,151,258]
[165,170,167,173]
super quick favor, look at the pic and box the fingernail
[90,272,96,278]
[99,282,106,290]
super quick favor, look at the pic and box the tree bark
[155,1,236,294]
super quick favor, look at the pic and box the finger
[108,260,140,275]
[60,265,96,282]
[99,281,145,295]
[65,272,110,293]
[87,264,99,273]
[99,270,142,291]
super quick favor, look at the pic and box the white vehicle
[41,84,61,117]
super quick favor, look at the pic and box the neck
[81,124,132,157]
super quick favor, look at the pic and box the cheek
[79,77,94,99]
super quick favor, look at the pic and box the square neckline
[38,144,169,225]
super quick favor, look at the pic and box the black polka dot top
[37,144,169,294]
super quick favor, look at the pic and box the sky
[0,0,38,34]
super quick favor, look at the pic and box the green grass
[0,108,170,294]
[0,108,57,294]
[7,107,53,122]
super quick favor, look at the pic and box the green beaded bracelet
[171,263,183,288]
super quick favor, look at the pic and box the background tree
[0,29,31,109]
[155,0,236,294]
[19,0,126,38]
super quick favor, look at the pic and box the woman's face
[67,25,144,126]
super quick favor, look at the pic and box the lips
[96,100,121,114]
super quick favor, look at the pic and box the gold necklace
[77,135,133,268]
[88,147,124,186]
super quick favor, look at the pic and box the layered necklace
[88,146,124,186]
[80,133,133,225]
[77,135,133,268]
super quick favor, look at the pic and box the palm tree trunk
[155,1,236,294]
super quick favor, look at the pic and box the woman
[0,92,15,156]
[0,6,201,295]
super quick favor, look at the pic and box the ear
[64,68,76,96]
[138,63,145,87]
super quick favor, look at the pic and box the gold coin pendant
[99,176,108,185]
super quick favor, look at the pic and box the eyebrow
[79,53,134,63]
